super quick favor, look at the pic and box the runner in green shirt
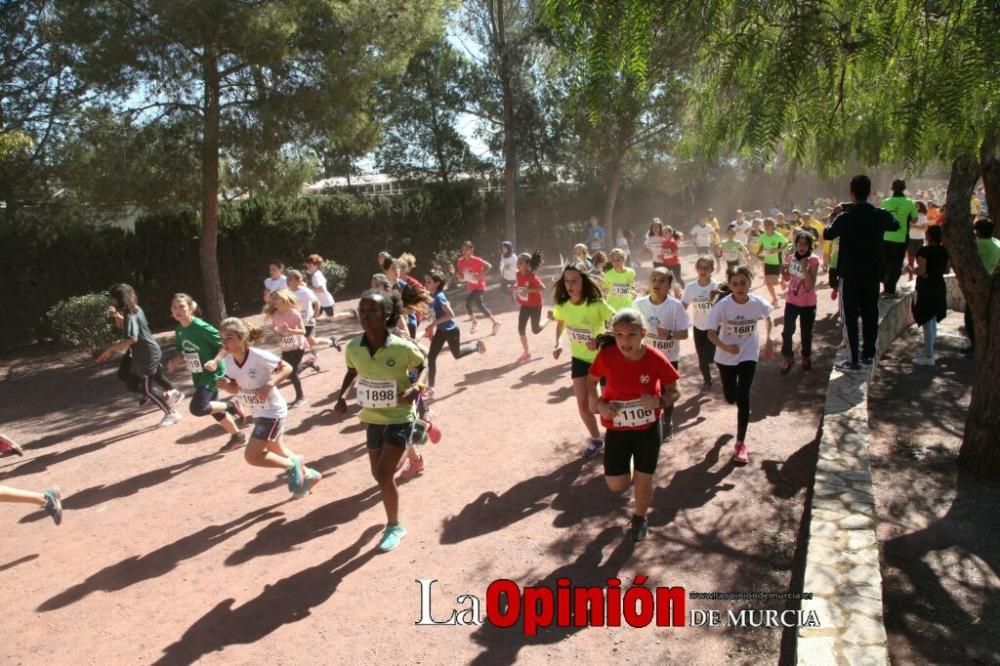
[720,224,751,277]
[757,218,786,307]
[603,248,637,310]
[881,179,918,296]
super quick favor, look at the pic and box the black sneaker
[331,337,343,352]
[701,379,712,392]
[138,396,149,407]
[661,420,673,441]
[835,359,862,373]
[627,517,648,542]
[861,357,874,367]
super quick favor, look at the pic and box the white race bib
[611,399,656,428]
[357,377,397,409]
[240,388,267,409]
[280,335,299,351]
[645,336,675,354]
[788,260,805,277]
[515,287,529,301]
[612,283,631,297]
[183,352,203,374]
[567,327,594,345]
[724,250,739,262]
[463,271,478,283]
[694,299,712,313]
[764,247,779,256]
[724,320,757,339]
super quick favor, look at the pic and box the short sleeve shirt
[633,295,690,362]
[174,317,226,389]
[515,272,543,308]
[552,299,615,363]
[690,224,713,247]
[881,196,918,243]
[270,309,307,351]
[759,232,786,265]
[708,294,773,365]
[660,239,681,266]
[603,267,636,311]
[345,332,426,425]
[681,280,718,331]
[977,237,1000,273]
[264,275,287,294]
[224,348,287,419]
[457,256,489,291]
[432,291,458,332]
[310,270,335,307]
[124,307,162,376]
[589,344,680,430]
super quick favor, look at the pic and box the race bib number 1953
[240,389,266,408]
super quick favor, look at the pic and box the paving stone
[802,596,846,629]
[838,514,873,530]
[846,565,882,588]
[796,636,838,665]
[846,533,877,551]
[804,562,841,595]
[841,644,888,666]
[841,594,883,618]
[843,613,888,646]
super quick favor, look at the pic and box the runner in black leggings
[422,271,486,398]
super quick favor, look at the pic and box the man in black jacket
[823,175,900,372]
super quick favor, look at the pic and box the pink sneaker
[734,441,750,464]
[516,352,531,363]
[427,421,442,444]
[399,456,425,478]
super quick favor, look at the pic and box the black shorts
[365,422,414,450]
[320,305,334,317]
[252,417,284,442]
[305,324,315,337]
[604,423,662,476]
[764,263,781,276]
[571,357,591,379]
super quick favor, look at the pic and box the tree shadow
[38,504,283,612]
[155,525,381,665]
[225,486,382,565]
[0,426,159,482]
[647,435,738,528]
[761,436,819,500]
[246,443,367,495]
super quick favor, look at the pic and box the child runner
[757,217,786,307]
[588,309,681,541]
[334,289,428,552]
[514,250,549,362]
[614,229,631,263]
[603,248,636,311]
[911,225,949,366]
[263,288,315,409]
[166,293,246,451]
[706,266,774,464]
[0,433,24,457]
[262,260,287,304]
[681,257,720,391]
[97,283,183,427]
[690,215,714,258]
[286,269,339,353]
[572,243,594,273]
[216,318,320,497]
[645,219,666,268]
[454,241,500,335]
[1,478,62,525]
[661,229,685,287]
[499,241,518,299]
[423,271,486,398]
[779,233,820,374]
[633,268,690,440]
[551,264,616,457]
[306,254,337,317]
[748,214,764,270]
[719,223,752,277]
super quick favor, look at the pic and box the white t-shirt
[707,294,773,365]
[264,275,287,294]
[910,213,927,240]
[633,295,690,362]
[645,233,664,254]
[500,254,518,281]
[310,270,335,307]
[292,286,319,325]
[681,280,718,331]
[690,224,713,247]
[731,220,752,245]
[224,348,288,419]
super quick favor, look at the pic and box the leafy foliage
[46,293,117,350]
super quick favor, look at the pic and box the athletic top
[660,238,681,266]
[515,272,543,308]
[977,236,1000,273]
[603,267,636,311]
[124,307,162,377]
[633,295,690,363]
[589,343,680,431]
[758,232,786,265]
[292,286,319,326]
[909,213,927,240]
[783,253,820,307]
[823,203,899,285]
[269,309,308,352]
[719,240,747,264]
[681,279,718,331]
[457,255,489,292]
[552,298,615,363]
[264,275,287,294]
[310,270,335,307]
[174,317,227,389]
[707,294,773,365]
[224,347,288,419]
[881,195,917,244]
[731,220,752,245]
[587,225,606,251]
[431,291,458,332]
[345,332,425,425]
[689,224,713,247]
[644,233,664,255]
[500,254,518,281]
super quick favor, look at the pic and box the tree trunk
[780,157,798,209]
[603,151,626,242]
[981,134,1000,238]
[200,51,227,324]
[942,151,1000,478]
[494,0,517,246]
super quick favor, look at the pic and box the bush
[318,259,348,296]
[46,293,118,350]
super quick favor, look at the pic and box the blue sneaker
[378,523,407,552]
[43,487,62,526]
[286,455,305,494]
[293,468,322,499]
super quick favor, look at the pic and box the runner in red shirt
[588,308,681,542]
[452,241,500,335]
[514,250,549,362]
[660,229,685,288]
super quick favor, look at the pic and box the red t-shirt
[660,239,681,266]
[589,343,680,430]
[515,272,543,307]
[457,256,489,291]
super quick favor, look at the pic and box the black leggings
[518,306,544,336]
[661,360,679,424]
[692,328,716,383]
[280,349,307,400]
[427,327,476,386]
[190,386,239,422]
[465,290,493,319]
[781,303,816,359]
[717,361,757,441]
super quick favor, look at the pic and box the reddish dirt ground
[868,312,1000,666]
[1,253,839,665]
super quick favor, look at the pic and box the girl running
[681,257,719,390]
[644,219,666,268]
[262,260,287,304]
[633,268,690,440]
[334,289,428,552]
[263,288,315,409]
[906,201,929,275]
[97,283,183,427]
[912,225,949,366]
[286,269,338,353]
[423,271,486,398]
[706,266,774,464]
[216,318,320,498]
[719,223,752,277]
[587,309,681,542]
[166,293,246,451]
[499,241,518,299]
[603,248,636,311]
[779,233,820,374]
[551,264,616,457]
[757,217,786,307]
[1,486,62,525]
[514,251,549,362]
[306,254,337,318]
[660,228,685,287]
[453,241,500,335]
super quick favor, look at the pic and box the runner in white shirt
[286,269,336,354]
[262,260,287,304]
[730,209,752,246]
[681,256,719,390]
[306,253,337,315]
[689,218,714,257]
[644,219,666,268]
[633,267,690,440]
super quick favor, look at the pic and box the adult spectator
[965,218,1000,354]
[881,178,918,297]
[824,175,899,371]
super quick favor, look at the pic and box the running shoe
[661,420,674,442]
[861,356,874,367]
[802,356,812,371]
[734,441,750,464]
[399,456,425,479]
[627,516,648,542]
[701,379,713,392]
[476,340,487,354]
[516,352,531,363]
[470,321,480,334]
[138,396,149,407]
[293,468,322,499]
[158,412,182,428]
[232,400,248,428]
[166,389,185,407]
[331,337,343,352]
[43,487,63,526]
[219,432,246,452]
[289,398,307,410]
[378,523,407,552]
[912,354,935,366]
[427,420,442,444]
[286,454,305,493]
[834,359,862,373]
[492,320,502,336]
[779,358,793,375]
[0,435,24,457]
[584,438,604,458]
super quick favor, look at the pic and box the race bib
[611,399,656,428]
[612,283,631,297]
[788,260,805,278]
[357,377,397,409]
[724,250,739,262]
[567,327,594,345]
[463,271,478,283]
[240,388,267,409]
[515,287,529,301]
[693,299,712,313]
[764,247,778,256]
[646,336,675,354]
[280,335,299,351]
[724,320,757,339]
[183,352,203,374]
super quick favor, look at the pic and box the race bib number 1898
[357,377,397,409]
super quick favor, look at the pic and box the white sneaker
[166,389,184,407]
[912,354,935,366]
[158,412,182,428]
